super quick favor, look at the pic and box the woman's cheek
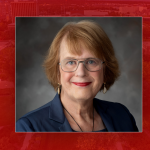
[61,72,74,84]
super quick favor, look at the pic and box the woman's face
[59,38,104,102]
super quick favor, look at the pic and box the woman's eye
[67,61,76,65]
[88,60,95,64]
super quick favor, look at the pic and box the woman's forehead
[59,37,96,60]
[59,44,96,60]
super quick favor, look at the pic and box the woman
[16,20,138,132]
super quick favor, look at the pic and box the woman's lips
[72,82,92,87]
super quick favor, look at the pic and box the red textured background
[0,0,150,149]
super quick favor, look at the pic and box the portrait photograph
[15,17,142,132]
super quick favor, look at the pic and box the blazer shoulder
[16,101,52,132]
[94,98,134,118]
[94,98,139,131]
[21,100,52,118]
[16,117,34,132]
[94,98,126,111]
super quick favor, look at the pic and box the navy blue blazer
[16,93,138,132]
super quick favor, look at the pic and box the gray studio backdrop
[16,17,142,131]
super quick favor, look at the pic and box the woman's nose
[75,62,87,77]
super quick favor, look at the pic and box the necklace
[62,104,94,132]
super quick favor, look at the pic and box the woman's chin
[72,91,93,101]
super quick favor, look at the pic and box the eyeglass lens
[61,58,103,72]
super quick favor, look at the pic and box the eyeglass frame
[59,58,105,72]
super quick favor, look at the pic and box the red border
[0,0,150,149]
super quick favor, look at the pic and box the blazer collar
[94,98,116,132]
[49,93,115,132]
[49,93,64,123]
[49,93,72,132]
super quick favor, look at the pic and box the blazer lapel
[99,111,115,132]
[59,118,72,132]
[49,93,72,132]
[94,98,116,132]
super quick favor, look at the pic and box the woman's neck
[60,91,94,119]
[60,91,105,132]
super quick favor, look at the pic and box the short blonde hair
[43,20,120,92]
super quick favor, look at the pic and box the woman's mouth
[72,82,92,87]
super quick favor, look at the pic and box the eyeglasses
[59,58,105,72]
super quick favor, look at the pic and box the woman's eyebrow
[64,57,76,59]
[64,57,96,59]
